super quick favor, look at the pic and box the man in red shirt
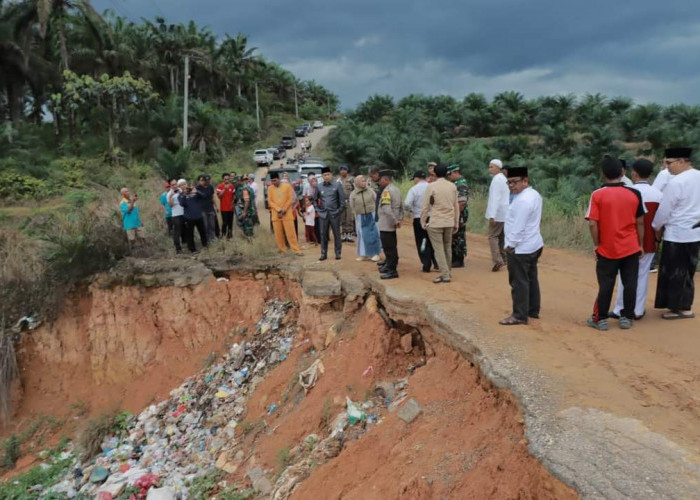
[610,159,663,319]
[586,157,645,331]
[216,173,235,239]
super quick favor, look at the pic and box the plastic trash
[268,403,278,415]
[299,359,325,394]
[346,397,366,424]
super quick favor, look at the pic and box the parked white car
[313,120,324,129]
[254,149,274,166]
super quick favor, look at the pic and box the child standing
[304,198,318,245]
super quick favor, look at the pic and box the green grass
[0,439,72,499]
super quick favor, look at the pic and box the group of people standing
[585,148,700,329]
[146,173,258,253]
[121,146,700,329]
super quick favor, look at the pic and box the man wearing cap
[421,165,459,283]
[652,147,700,320]
[585,157,645,331]
[234,175,256,239]
[267,171,303,255]
[314,166,345,260]
[499,167,544,325]
[610,159,663,320]
[337,165,356,242]
[447,164,469,268]
[404,170,438,272]
[377,169,403,279]
[485,159,509,272]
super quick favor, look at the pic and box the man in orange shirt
[267,171,303,255]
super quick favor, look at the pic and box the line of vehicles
[253,120,324,167]
[253,120,326,208]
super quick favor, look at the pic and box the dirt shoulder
[286,226,700,498]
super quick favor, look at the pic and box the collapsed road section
[2,258,575,499]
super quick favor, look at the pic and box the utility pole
[294,83,299,119]
[255,81,260,130]
[183,55,189,149]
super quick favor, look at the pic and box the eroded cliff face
[10,261,299,423]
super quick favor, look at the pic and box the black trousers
[320,215,342,257]
[594,252,639,320]
[221,211,234,239]
[412,218,437,271]
[380,231,399,273]
[184,217,208,252]
[507,248,542,321]
[655,241,700,311]
[166,216,174,235]
[171,215,185,253]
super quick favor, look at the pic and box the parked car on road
[254,149,274,166]
[294,125,308,137]
[313,120,324,129]
[281,136,297,149]
[270,145,286,160]
[298,163,325,179]
[263,167,304,208]
[302,123,312,134]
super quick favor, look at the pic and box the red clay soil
[0,277,284,478]
[239,304,576,499]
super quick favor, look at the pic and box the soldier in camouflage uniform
[233,175,256,239]
[447,164,469,267]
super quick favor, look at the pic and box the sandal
[499,316,528,326]
[662,311,695,320]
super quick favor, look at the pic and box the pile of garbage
[47,300,297,499]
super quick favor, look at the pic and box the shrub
[157,148,190,181]
[1,435,19,469]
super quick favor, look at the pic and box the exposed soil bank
[3,261,576,498]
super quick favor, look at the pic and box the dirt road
[254,125,334,210]
[285,214,700,483]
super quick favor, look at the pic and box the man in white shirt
[404,170,437,272]
[247,173,259,196]
[611,159,663,319]
[485,159,510,272]
[499,167,544,326]
[652,166,673,193]
[652,147,700,320]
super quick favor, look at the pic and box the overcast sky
[94,0,700,110]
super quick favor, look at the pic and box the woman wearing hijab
[350,175,381,261]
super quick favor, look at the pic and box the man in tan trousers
[485,159,510,271]
[421,164,459,284]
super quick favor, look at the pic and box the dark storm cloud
[93,0,700,107]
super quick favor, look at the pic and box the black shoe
[529,314,540,319]
[335,255,341,260]
[376,260,386,267]
[378,265,389,273]
[319,255,327,261]
[380,271,399,279]
[452,261,465,268]
[608,311,620,319]
[421,268,431,273]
